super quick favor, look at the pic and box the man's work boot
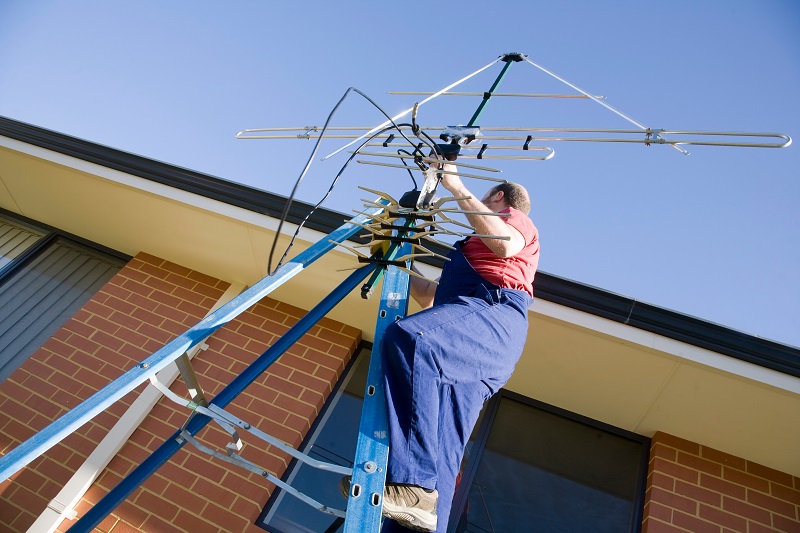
[382,483,438,532]
[339,477,438,532]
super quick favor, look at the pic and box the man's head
[482,182,531,214]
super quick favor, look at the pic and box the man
[378,164,540,532]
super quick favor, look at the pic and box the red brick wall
[643,432,800,533]
[0,252,362,532]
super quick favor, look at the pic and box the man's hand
[432,162,525,258]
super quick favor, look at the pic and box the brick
[25,393,63,420]
[22,374,60,399]
[285,412,312,435]
[698,503,746,532]
[653,456,700,485]
[274,300,305,319]
[134,488,179,520]
[161,318,191,336]
[722,495,771,525]
[165,272,200,291]
[186,268,220,288]
[771,482,800,506]
[204,499,250,530]
[176,300,207,318]
[653,432,702,455]
[173,509,217,533]
[133,253,163,267]
[172,284,208,306]
[231,495,263,522]
[746,522,780,533]
[193,476,236,508]
[676,480,722,507]
[299,387,326,407]
[138,261,172,280]
[747,489,798,518]
[120,265,149,283]
[64,319,97,338]
[643,519,680,533]
[246,335,278,353]
[646,501,674,522]
[115,327,151,348]
[702,447,747,471]
[181,453,228,483]
[315,326,356,348]
[143,275,178,295]
[127,292,159,311]
[122,278,155,296]
[112,518,152,533]
[86,313,121,333]
[74,367,113,391]
[160,260,192,278]
[723,467,770,493]
[747,462,795,488]
[651,485,698,514]
[7,485,48,518]
[102,282,134,302]
[304,349,341,370]
[152,291,184,311]
[678,451,724,477]
[163,482,209,514]
[91,330,126,352]
[773,513,800,532]
[131,307,165,327]
[279,352,317,375]
[264,374,303,398]
[136,322,172,344]
[672,510,721,533]
[82,299,115,319]
[64,334,101,355]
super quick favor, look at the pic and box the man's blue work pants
[380,248,531,532]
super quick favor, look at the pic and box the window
[0,210,128,382]
[258,344,371,533]
[452,393,649,533]
[258,348,649,533]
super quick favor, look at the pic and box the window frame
[0,208,130,287]
[449,389,651,533]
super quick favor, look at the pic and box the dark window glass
[451,394,649,533]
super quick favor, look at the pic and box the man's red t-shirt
[461,207,539,297]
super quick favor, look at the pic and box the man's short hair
[490,182,530,214]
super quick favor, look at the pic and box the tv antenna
[230,52,792,532]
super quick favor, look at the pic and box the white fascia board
[529,298,800,395]
[0,136,327,245]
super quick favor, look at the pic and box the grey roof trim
[2,115,798,377]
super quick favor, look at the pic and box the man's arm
[409,263,437,309]
[438,163,525,258]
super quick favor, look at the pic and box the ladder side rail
[68,262,379,532]
[0,207,383,483]
[343,246,412,533]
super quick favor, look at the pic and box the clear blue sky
[1,1,798,348]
